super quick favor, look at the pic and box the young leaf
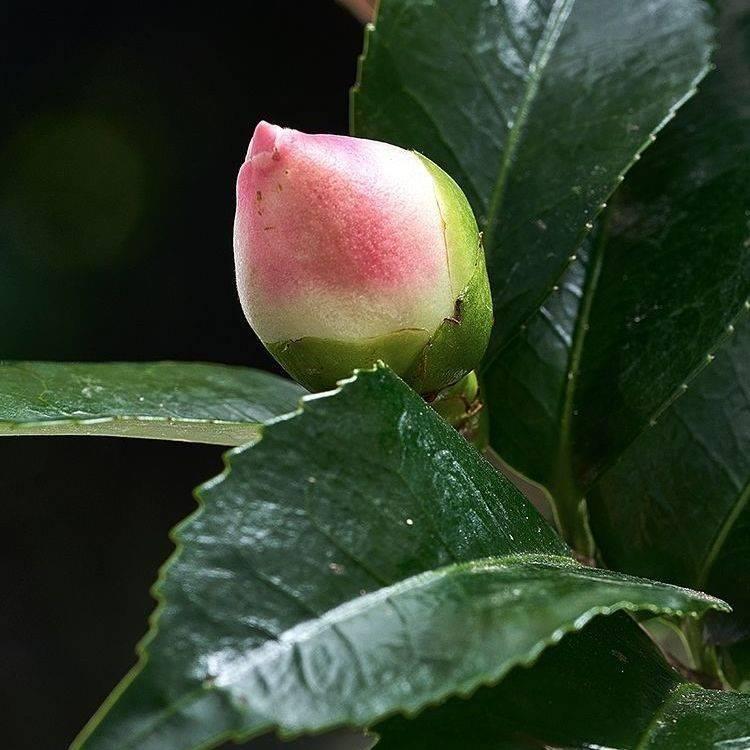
[483,0,750,546]
[0,361,304,445]
[374,614,750,749]
[73,367,727,750]
[351,0,714,357]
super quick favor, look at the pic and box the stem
[546,217,608,559]
[682,618,726,689]
[428,371,489,450]
[549,470,596,562]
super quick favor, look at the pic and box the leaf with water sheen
[0,361,304,445]
[482,0,750,549]
[374,613,750,749]
[73,367,727,750]
[588,310,750,686]
[352,0,714,358]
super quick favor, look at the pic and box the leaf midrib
[109,553,578,750]
[697,475,750,590]
[0,416,261,444]
[550,235,606,530]
[481,0,575,253]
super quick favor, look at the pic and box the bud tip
[247,120,284,161]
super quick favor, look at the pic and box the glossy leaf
[480,241,595,541]
[72,367,726,750]
[483,0,750,547]
[588,310,750,685]
[374,614,750,750]
[0,361,304,445]
[352,0,713,357]
[640,686,750,749]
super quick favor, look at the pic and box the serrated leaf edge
[70,364,383,750]
[71,365,730,748]
[0,414,262,445]
[482,19,717,367]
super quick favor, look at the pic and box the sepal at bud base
[405,154,492,394]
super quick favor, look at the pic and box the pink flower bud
[234,121,492,393]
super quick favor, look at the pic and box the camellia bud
[233,121,492,393]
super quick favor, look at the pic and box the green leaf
[639,686,750,749]
[373,613,750,750]
[0,361,304,445]
[483,0,750,547]
[480,241,595,542]
[352,0,714,357]
[72,367,727,750]
[588,309,750,684]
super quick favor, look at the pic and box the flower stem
[682,617,726,689]
[428,371,489,450]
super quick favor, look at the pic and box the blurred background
[0,2,368,746]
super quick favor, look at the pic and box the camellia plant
[2,1,750,748]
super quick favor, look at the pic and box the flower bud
[233,121,492,393]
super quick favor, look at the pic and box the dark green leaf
[352,0,713,357]
[72,367,725,750]
[0,361,304,445]
[483,0,750,547]
[588,310,750,681]
[374,614,750,750]
[640,686,750,749]
[480,241,595,544]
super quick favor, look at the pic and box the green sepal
[406,152,493,393]
[405,258,493,395]
[266,328,430,392]
[267,256,492,395]
[415,152,479,297]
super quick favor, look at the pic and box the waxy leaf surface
[353,0,714,358]
[0,361,304,445]
[74,368,728,750]
[483,0,750,551]
[374,614,750,749]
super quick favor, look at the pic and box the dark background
[0,3,365,747]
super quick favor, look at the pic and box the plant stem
[682,617,726,689]
[428,371,489,450]
[548,463,596,561]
